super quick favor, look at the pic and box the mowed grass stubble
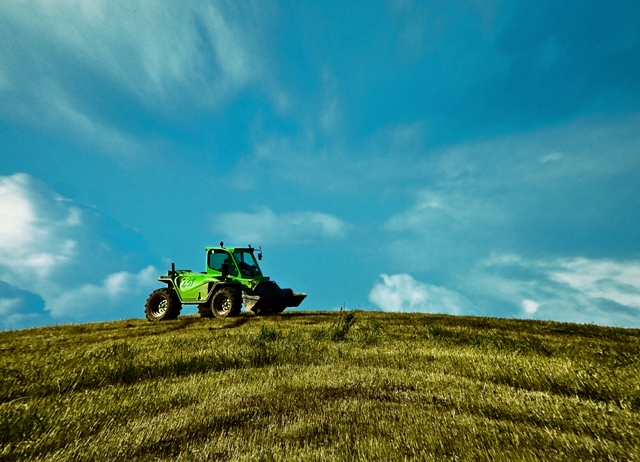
[1,310,639,461]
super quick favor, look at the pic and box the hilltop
[1,311,639,461]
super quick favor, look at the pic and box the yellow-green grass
[1,310,639,461]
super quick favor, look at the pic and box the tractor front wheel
[211,288,241,318]
[145,288,182,321]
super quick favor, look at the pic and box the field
[1,310,639,461]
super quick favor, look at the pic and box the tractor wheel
[211,288,241,318]
[145,288,182,321]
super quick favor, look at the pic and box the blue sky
[1,0,639,329]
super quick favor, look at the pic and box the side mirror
[221,263,229,279]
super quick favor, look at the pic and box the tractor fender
[158,276,176,289]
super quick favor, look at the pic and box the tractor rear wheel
[145,288,181,321]
[211,288,241,318]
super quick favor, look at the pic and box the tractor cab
[206,246,264,282]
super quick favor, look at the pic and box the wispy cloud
[318,68,343,136]
[233,119,432,194]
[0,0,280,153]
[549,258,640,309]
[382,113,640,263]
[468,254,640,327]
[211,206,348,245]
[1,0,273,107]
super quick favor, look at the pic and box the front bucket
[242,281,306,314]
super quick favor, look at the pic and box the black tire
[145,288,182,321]
[211,288,241,318]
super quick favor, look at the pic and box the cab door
[207,249,239,277]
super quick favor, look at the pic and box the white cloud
[549,258,640,309]
[0,173,159,328]
[0,173,37,248]
[540,152,563,163]
[471,254,640,327]
[383,189,506,234]
[369,273,476,315]
[521,299,540,315]
[49,265,158,317]
[212,206,348,245]
[0,173,78,280]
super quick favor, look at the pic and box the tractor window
[233,250,261,278]
[208,250,238,276]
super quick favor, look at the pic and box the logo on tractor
[180,277,196,289]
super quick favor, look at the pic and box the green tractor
[145,243,306,321]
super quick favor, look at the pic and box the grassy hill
[1,310,639,461]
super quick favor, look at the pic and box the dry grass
[1,310,639,461]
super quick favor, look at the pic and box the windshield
[233,250,261,278]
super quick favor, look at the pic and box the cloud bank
[369,273,477,315]
[0,173,159,329]
[368,255,640,327]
